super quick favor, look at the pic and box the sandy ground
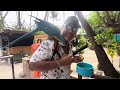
[70,48,120,78]
[0,48,120,79]
[0,62,23,79]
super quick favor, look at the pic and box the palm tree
[44,11,49,21]
[18,11,22,30]
[30,11,32,30]
[63,11,65,22]
[50,11,58,24]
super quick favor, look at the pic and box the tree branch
[116,11,120,22]
[44,11,49,21]
[3,11,9,20]
[29,11,32,30]
[105,11,113,24]
[33,11,39,29]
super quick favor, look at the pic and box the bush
[88,43,94,50]
[116,46,120,56]
[13,53,24,63]
[117,50,120,56]
[76,34,88,54]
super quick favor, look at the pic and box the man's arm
[29,55,72,71]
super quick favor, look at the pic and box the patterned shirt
[30,39,73,79]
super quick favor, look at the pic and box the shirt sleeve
[30,40,54,62]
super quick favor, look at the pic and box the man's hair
[64,16,81,28]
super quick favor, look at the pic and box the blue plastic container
[76,62,94,77]
[113,34,120,43]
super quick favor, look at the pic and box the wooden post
[78,74,82,79]
[22,57,32,78]
[11,57,15,79]
[0,55,15,79]
[0,36,3,56]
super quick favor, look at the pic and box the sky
[3,11,91,29]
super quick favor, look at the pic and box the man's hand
[79,55,84,62]
[61,54,72,61]
[71,55,84,63]
[60,54,84,65]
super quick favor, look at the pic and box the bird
[34,19,67,46]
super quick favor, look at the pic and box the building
[0,29,34,56]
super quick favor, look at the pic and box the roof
[0,29,28,36]
[0,29,34,48]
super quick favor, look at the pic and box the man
[29,16,82,79]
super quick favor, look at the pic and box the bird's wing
[34,19,67,46]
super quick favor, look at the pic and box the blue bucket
[76,62,94,77]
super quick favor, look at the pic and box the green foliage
[0,12,5,31]
[107,43,117,59]
[116,45,120,56]
[99,11,106,17]
[88,42,94,50]
[50,11,58,19]
[87,11,105,30]
[86,11,120,61]
[94,28,114,45]
[13,53,24,63]
[0,19,4,30]
[50,11,59,24]
[109,11,119,20]
[94,28,118,60]
[76,29,88,53]
[106,41,119,64]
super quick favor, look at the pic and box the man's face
[63,25,78,41]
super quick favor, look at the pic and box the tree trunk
[18,11,21,29]
[75,11,120,78]
[0,11,5,30]
[44,11,49,21]
[63,11,65,22]
[46,11,49,21]
[3,11,9,20]
[30,11,32,30]
[105,11,113,24]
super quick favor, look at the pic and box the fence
[8,46,32,55]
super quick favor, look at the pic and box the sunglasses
[67,25,78,33]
